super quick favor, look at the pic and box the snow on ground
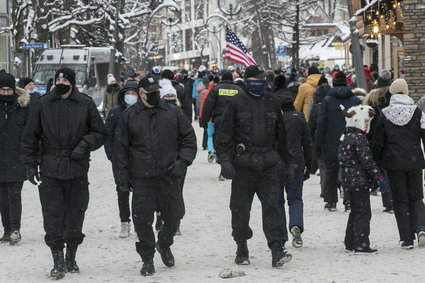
[1,126,425,283]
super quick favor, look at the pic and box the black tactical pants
[38,175,89,249]
[115,185,131,223]
[133,176,181,262]
[230,165,286,249]
[324,159,340,204]
[344,188,371,250]
[388,170,425,241]
[0,182,23,232]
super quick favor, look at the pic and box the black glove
[285,166,295,183]
[26,166,40,185]
[303,167,311,181]
[70,140,89,160]
[168,159,188,177]
[220,161,235,180]
[118,184,132,192]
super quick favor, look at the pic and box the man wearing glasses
[113,76,197,276]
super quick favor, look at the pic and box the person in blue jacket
[104,81,139,238]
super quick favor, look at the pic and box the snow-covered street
[1,127,425,283]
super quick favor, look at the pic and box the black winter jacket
[216,91,287,170]
[282,110,312,171]
[104,88,127,161]
[112,99,197,185]
[372,94,425,171]
[21,87,108,180]
[315,86,361,160]
[201,80,244,126]
[338,127,382,190]
[181,78,194,121]
[0,88,30,182]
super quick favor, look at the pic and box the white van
[32,45,118,105]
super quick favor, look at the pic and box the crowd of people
[0,62,425,279]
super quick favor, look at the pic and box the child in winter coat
[338,104,386,253]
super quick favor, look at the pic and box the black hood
[314,84,330,103]
[328,86,354,99]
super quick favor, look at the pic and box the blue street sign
[277,46,286,56]
[21,43,49,49]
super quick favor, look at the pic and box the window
[184,0,192,22]
[185,29,193,51]
[194,0,204,20]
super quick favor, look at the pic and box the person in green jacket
[102,74,121,117]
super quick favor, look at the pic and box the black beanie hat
[308,66,320,76]
[0,73,16,89]
[221,71,233,81]
[333,71,347,86]
[376,70,392,88]
[317,75,328,86]
[55,67,76,85]
[274,75,286,89]
[162,69,174,80]
[18,77,33,89]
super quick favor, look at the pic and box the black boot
[65,245,80,273]
[50,248,66,280]
[235,241,250,265]
[140,258,155,276]
[271,243,292,268]
[155,242,175,267]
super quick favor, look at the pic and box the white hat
[159,79,177,98]
[107,73,117,85]
[389,78,409,95]
[340,104,375,133]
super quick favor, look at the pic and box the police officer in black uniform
[21,67,108,279]
[113,76,197,277]
[216,65,292,268]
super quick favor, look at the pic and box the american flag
[225,26,257,67]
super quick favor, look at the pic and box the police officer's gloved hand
[118,183,132,192]
[70,140,89,161]
[220,161,235,180]
[26,166,40,186]
[303,166,311,181]
[168,159,188,177]
[285,166,295,183]
[377,176,387,193]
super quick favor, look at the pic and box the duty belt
[44,149,72,157]
[236,143,273,154]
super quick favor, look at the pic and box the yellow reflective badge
[218,89,238,96]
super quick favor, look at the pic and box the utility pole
[108,0,120,75]
[292,3,300,71]
[346,0,366,89]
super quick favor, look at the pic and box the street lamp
[217,0,242,20]
[204,14,231,69]
[141,3,181,70]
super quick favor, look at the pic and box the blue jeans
[207,122,215,153]
[278,170,304,239]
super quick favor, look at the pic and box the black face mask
[165,99,177,105]
[55,84,71,95]
[146,91,160,106]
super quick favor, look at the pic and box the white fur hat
[159,79,177,98]
[340,104,375,133]
[107,74,117,85]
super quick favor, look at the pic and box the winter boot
[156,242,175,267]
[155,214,163,231]
[353,246,378,254]
[65,245,80,273]
[290,226,303,248]
[328,203,337,212]
[0,231,10,243]
[234,240,250,265]
[9,230,21,245]
[400,240,414,250]
[50,248,66,280]
[207,152,216,163]
[418,231,425,247]
[218,174,225,181]
[140,258,155,276]
[119,222,130,238]
[271,243,292,268]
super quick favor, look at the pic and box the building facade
[0,0,11,72]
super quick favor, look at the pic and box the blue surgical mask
[28,90,35,94]
[245,79,267,97]
[124,95,137,106]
